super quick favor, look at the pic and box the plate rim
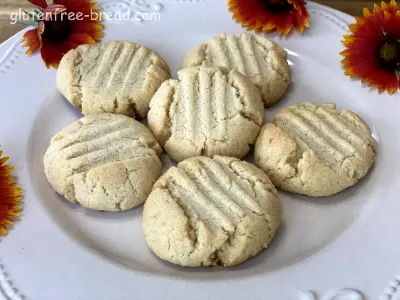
[1,2,400,300]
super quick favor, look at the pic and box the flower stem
[16,20,38,26]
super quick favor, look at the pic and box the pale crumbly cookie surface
[57,41,171,118]
[142,155,281,267]
[255,103,377,197]
[147,66,264,162]
[44,114,162,211]
[181,32,291,107]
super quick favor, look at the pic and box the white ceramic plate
[1,1,400,299]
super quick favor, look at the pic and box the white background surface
[1,1,399,299]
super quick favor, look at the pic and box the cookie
[147,66,264,162]
[255,103,377,197]
[181,32,291,107]
[44,114,162,211]
[57,41,171,118]
[142,155,281,267]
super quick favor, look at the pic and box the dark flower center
[261,0,292,12]
[42,13,70,41]
[375,30,400,74]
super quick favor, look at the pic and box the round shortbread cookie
[44,114,162,211]
[147,66,264,162]
[142,155,281,267]
[57,41,171,118]
[181,32,291,107]
[255,103,377,197]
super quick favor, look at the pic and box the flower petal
[292,10,309,33]
[342,0,400,95]
[27,0,48,9]
[56,40,79,55]
[363,8,371,18]
[66,33,96,45]
[54,0,97,15]
[21,29,41,55]
[38,21,45,35]
[370,69,399,94]
[0,149,23,236]
[25,0,103,68]
[389,0,399,13]
[69,21,104,41]
[40,41,64,68]
[290,0,310,18]
[227,0,310,35]
[42,4,67,21]
[274,12,294,35]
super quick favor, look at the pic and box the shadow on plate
[26,91,382,281]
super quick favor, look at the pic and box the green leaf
[22,9,42,22]
[16,20,37,26]
[23,10,36,20]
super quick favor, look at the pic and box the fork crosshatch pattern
[0,1,399,300]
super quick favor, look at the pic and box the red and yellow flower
[0,149,22,236]
[227,0,310,35]
[21,0,104,68]
[341,0,400,94]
